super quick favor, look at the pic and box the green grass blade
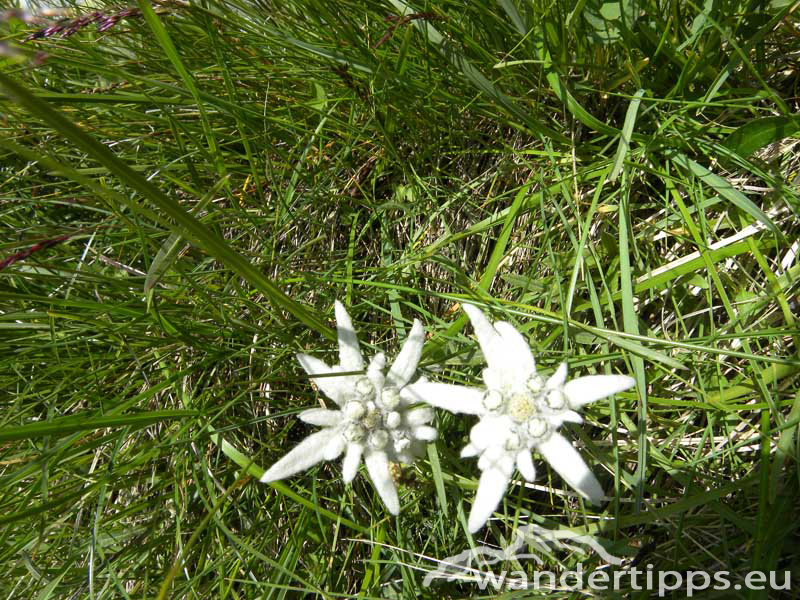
[136,0,226,182]
[144,176,230,305]
[610,88,645,181]
[0,71,333,339]
[618,181,648,509]
[0,410,198,441]
[669,152,779,234]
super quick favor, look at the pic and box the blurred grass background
[1,0,799,597]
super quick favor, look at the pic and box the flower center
[393,431,411,452]
[369,429,389,449]
[508,392,536,423]
[480,375,563,446]
[362,405,382,429]
[343,422,366,442]
[344,400,366,420]
[340,378,424,454]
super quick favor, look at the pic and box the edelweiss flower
[260,301,435,514]
[402,304,635,533]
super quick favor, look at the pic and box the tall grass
[1,0,798,597]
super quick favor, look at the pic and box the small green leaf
[723,116,800,158]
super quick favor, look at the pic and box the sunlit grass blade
[609,89,645,181]
[669,151,779,234]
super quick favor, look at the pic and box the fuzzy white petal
[334,300,364,372]
[468,466,512,533]
[494,321,537,376]
[563,375,635,408]
[342,443,363,483]
[546,363,568,389]
[401,380,485,414]
[546,410,584,428]
[477,446,515,473]
[405,406,434,426]
[482,367,504,390]
[296,353,349,405]
[470,415,514,451]
[365,450,400,514]
[323,434,346,461]
[460,443,480,458]
[386,319,425,388]
[260,428,338,483]
[299,408,342,427]
[462,304,506,370]
[366,352,386,391]
[536,433,604,504]
[413,425,437,441]
[516,450,536,482]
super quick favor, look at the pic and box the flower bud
[526,417,547,438]
[344,400,366,420]
[385,411,402,429]
[369,429,389,449]
[381,386,401,409]
[354,376,375,398]
[482,389,504,411]
[546,388,565,410]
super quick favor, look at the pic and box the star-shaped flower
[402,304,635,533]
[260,301,435,515]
